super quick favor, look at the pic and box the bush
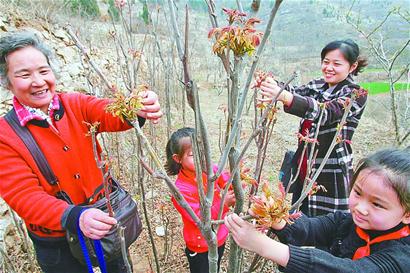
[64,0,100,18]
[107,0,120,21]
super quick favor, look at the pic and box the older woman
[0,32,162,273]
[259,39,368,216]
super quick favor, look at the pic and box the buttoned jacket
[0,92,139,238]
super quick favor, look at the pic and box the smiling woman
[0,31,163,273]
[257,39,369,216]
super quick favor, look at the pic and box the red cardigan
[171,165,230,253]
[0,92,136,238]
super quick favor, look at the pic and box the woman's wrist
[280,91,294,106]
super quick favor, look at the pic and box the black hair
[164,127,195,175]
[0,31,56,86]
[351,148,410,212]
[321,39,368,76]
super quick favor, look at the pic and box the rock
[53,28,70,43]
[145,190,159,200]
[155,226,165,237]
[0,199,12,244]
[0,19,8,32]
[55,46,79,65]
[65,62,83,77]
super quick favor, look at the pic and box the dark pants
[185,244,225,273]
[32,237,128,273]
[291,177,309,216]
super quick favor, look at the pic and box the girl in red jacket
[165,127,235,273]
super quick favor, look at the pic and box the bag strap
[77,209,107,273]
[4,109,58,185]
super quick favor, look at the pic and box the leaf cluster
[250,182,300,230]
[208,8,263,57]
[105,88,145,122]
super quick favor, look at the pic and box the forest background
[0,0,409,272]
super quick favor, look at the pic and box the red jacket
[0,92,135,238]
[171,165,230,253]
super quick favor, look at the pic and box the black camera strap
[4,109,58,185]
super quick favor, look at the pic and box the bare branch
[400,129,410,145]
[389,39,410,71]
[211,213,252,225]
[64,26,112,93]
[367,9,395,38]
[204,0,218,28]
[236,0,244,13]
[393,64,409,84]
[214,0,284,179]
[168,0,184,60]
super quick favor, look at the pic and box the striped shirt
[284,75,367,216]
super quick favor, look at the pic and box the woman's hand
[256,77,293,106]
[225,190,236,208]
[79,208,117,240]
[224,213,266,253]
[137,90,163,124]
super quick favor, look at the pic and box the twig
[137,152,161,273]
[89,123,114,217]
[118,226,132,273]
[64,26,112,93]
[139,158,203,228]
[286,144,306,194]
[214,0,284,180]
[211,213,252,225]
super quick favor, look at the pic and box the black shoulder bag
[4,109,142,267]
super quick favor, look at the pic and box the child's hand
[225,190,236,208]
[224,213,265,253]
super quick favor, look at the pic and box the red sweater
[0,92,136,238]
[171,165,230,253]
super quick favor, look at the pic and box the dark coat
[284,75,367,216]
[277,212,410,273]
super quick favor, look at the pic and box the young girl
[165,127,235,273]
[258,39,368,216]
[225,148,410,273]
